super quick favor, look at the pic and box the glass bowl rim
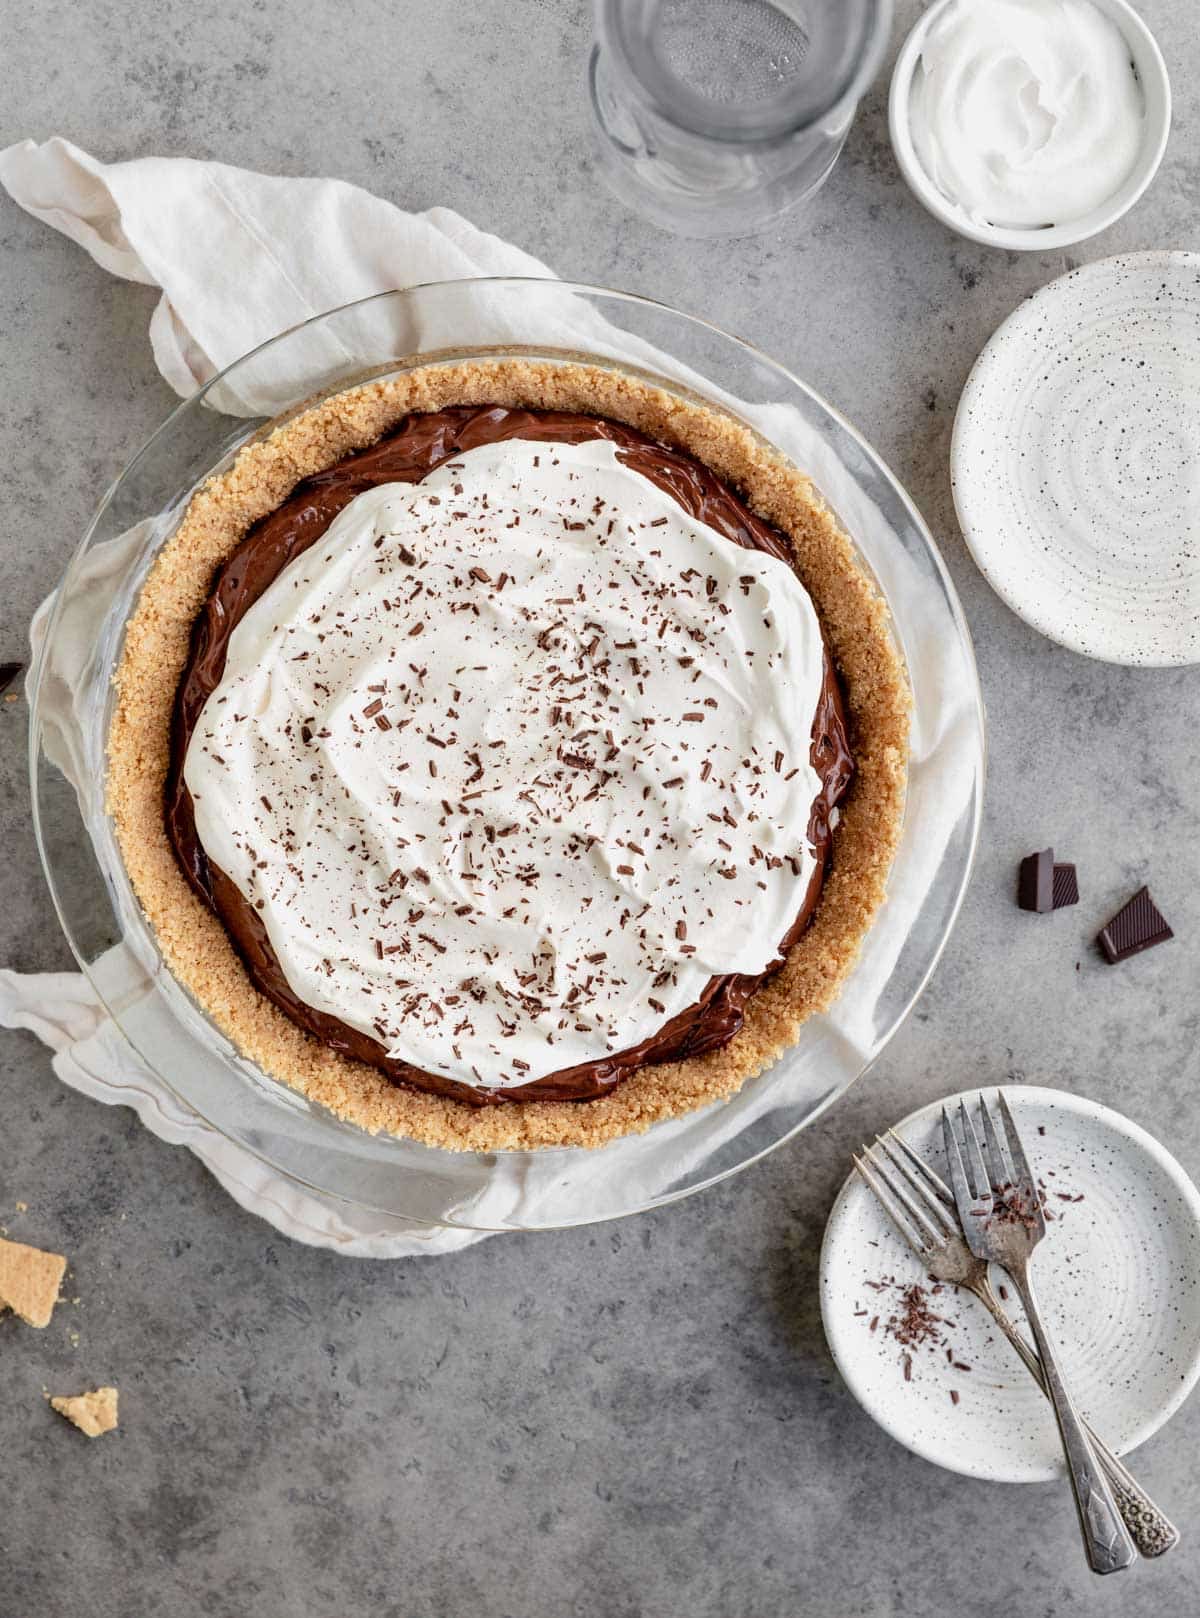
[29,277,987,1229]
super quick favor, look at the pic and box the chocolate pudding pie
[108,360,908,1151]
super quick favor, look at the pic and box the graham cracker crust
[107,358,909,1151]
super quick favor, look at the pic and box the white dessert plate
[820,1085,1200,1482]
[952,252,1200,665]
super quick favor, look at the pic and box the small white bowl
[888,0,1171,251]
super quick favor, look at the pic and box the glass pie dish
[29,280,984,1232]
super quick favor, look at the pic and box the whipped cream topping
[184,437,827,1090]
[909,0,1144,230]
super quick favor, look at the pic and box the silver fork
[943,1092,1136,1574]
[854,1132,1178,1559]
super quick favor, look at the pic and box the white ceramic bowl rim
[887,0,1172,252]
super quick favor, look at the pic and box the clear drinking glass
[587,0,893,236]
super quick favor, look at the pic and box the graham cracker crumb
[14,1201,27,1213]
[0,1235,67,1328]
[107,358,909,1151]
[50,1386,119,1438]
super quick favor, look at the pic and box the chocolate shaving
[885,1283,945,1351]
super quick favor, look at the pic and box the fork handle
[1005,1261,1137,1574]
[972,1276,1179,1558]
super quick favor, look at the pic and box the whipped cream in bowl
[888,0,1170,250]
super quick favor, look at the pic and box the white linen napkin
[0,137,556,401]
[0,138,975,1257]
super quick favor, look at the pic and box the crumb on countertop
[50,1386,119,1438]
[0,1235,67,1328]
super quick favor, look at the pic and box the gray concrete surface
[2,2,1198,1614]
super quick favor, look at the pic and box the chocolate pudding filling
[166,406,853,1105]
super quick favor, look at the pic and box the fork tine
[883,1128,955,1208]
[979,1092,1017,1189]
[997,1090,1037,1194]
[862,1141,950,1247]
[873,1136,959,1235]
[941,1106,976,1216]
[853,1152,934,1257]
[957,1099,990,1201]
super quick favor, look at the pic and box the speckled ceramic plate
[819,1086,1200,1482]
[951,252,1200,666]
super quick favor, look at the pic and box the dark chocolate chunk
[0,661,23,696]
[1018,848,1055,912]
[1097,886,1173,964]
[1051,862,1079,909]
